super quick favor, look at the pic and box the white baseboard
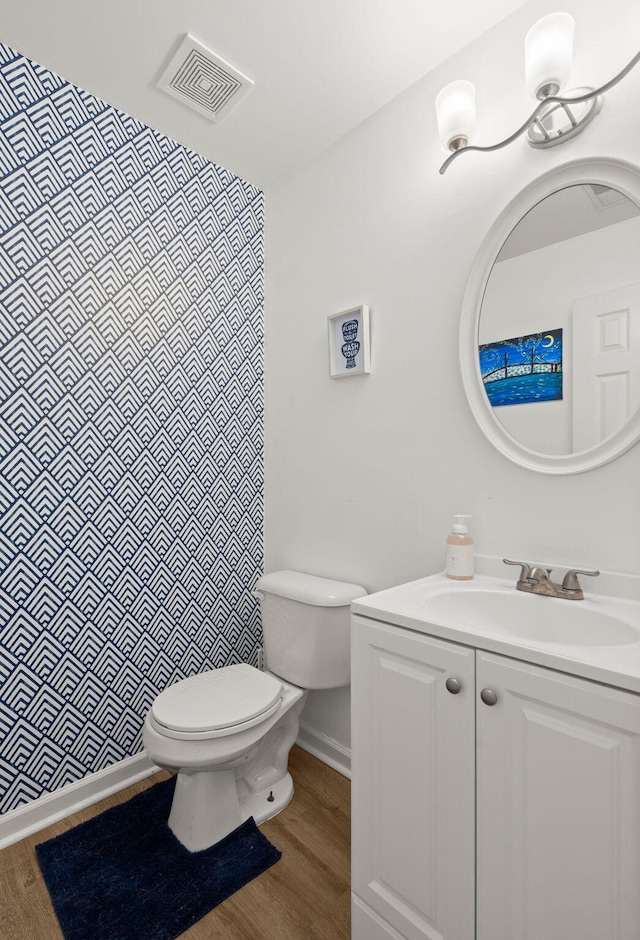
[296,721,351,779]
[0,752,159,850]
[1,726,348,850]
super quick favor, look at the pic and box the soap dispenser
[445,514,474,580]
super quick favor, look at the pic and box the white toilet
[143,569,366,851]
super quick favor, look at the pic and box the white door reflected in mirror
[572,284,640,451]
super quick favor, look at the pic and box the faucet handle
[561,569,600,593]
[503,558,532,581]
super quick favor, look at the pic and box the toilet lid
[151,664,284,733]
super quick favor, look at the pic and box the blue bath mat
[36,776,281,940]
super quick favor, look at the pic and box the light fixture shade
[435,80,476,152]
[525,12,575,99]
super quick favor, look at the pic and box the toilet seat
[150,664,284,740]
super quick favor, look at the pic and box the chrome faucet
[503,559,600,601]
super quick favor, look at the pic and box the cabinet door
[477,651,640,940]
[351,616,475,940]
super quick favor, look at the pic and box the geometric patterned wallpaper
[0,43,264,814]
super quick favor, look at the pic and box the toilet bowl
[143,664,307,851]
[143,570,366,851]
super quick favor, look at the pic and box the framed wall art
[328,305,371,378]
[479,328,563,406]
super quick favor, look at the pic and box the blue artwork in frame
[479,328,563,407]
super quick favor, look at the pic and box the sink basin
[415,585,639,647]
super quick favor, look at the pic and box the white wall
[265,0,640,753]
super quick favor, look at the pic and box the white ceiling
[1,0,529,190]
[497,184,640,260]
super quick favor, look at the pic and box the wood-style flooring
[0,745,351,939]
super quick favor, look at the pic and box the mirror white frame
[460,157,640,474]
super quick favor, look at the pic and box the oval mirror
[460,159,640,473]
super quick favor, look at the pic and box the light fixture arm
[439,50,640,174]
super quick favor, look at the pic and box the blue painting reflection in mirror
[479,328,563,406]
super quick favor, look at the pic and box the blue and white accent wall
[0,43,264,814]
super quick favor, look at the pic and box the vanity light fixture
[436,13,640,174]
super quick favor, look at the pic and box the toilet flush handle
[251,589,266,602]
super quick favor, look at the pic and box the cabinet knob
[445,677,462,694]
[480,688,498,706]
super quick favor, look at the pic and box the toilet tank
[254,570,367,689]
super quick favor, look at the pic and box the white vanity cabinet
[351,613,640,940]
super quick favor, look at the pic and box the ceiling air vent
[587,183,628,211]
[158,34,253,123]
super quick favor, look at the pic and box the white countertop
[352,556,640,694]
